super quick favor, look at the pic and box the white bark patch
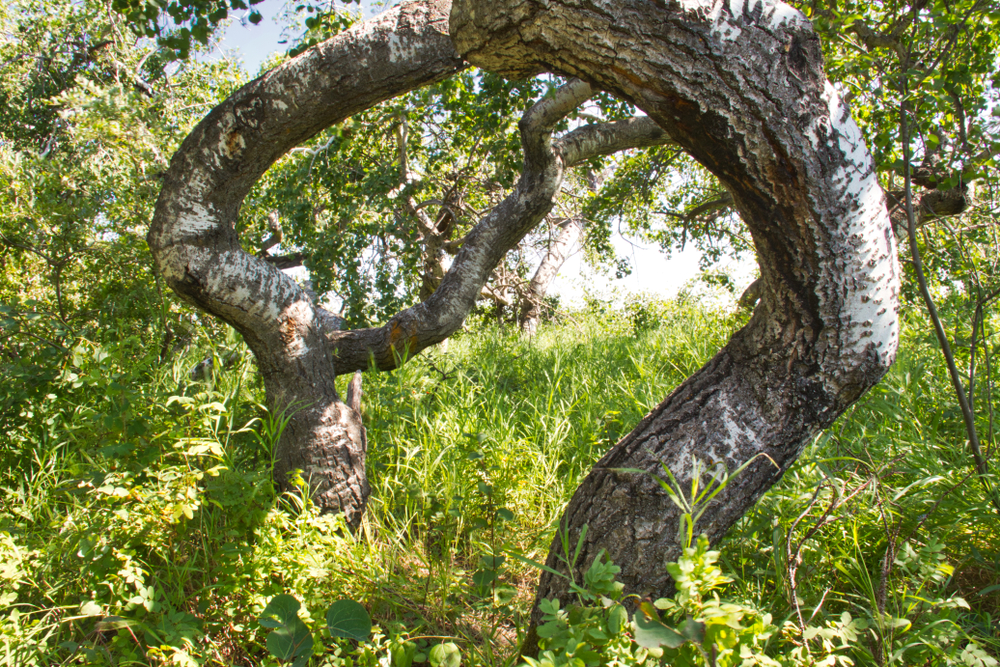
[835,175,899,363]
[159,245,299,324]
[672,0,808,42]
[386,32,418,63]
[175,201,218,238]
[715,392,758,458]
[763,1,810,30]
[810,82,900,364]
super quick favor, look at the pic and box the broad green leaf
[259,595,302,629]
[266,618,313,661]
[325,599,372,641]
[633,604,687,649]
[473,569,497,587]
[679,618,705,643]
[608,604,628,635]
[429,642,462,667]
[259,595,313,661]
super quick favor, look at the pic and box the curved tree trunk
[148,0,670,528]
[449,0,900,635]
[147,0,467,528]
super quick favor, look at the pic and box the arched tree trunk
[148,0,670,528]
[449,0,900,636]
[147,0,467,528]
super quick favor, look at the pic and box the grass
[0,296,997,666]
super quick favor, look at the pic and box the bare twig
[900,73,1000,515]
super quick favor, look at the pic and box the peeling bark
[448,0,900,634]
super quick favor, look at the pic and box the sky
[213,0,297,75]
[210,2,757,306]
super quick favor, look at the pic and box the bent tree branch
[449,0,899,631]
[326,113,672,372]
[149,0,468,527]
[150,0,900,638]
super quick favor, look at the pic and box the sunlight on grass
[1,297,997,665]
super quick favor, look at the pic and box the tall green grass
[1,297,996,665]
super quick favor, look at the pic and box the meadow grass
[1,297,997,665]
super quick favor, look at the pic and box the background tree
[0,0,245,471]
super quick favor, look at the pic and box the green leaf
[480,555,506,569]
[633,604,687,649]
[608,604,628,635]
[325,599,372,641]
[392,640,418,667]
[473,569,498,587]
[266,621,313,661]
[429,642,462,667]
[259,595,313,660]
[259,595,302,629]
[886,616,911,631]
[572,524,588,568]
[679,618,705,643]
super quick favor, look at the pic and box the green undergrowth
[1,296,998,666]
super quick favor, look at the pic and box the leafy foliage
[2,297,996,664]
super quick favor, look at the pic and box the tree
[147,0,898,637]
[0,0,245,466]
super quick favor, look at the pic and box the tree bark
[448,0,900,634]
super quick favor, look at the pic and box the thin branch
[900,75,1000,514]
